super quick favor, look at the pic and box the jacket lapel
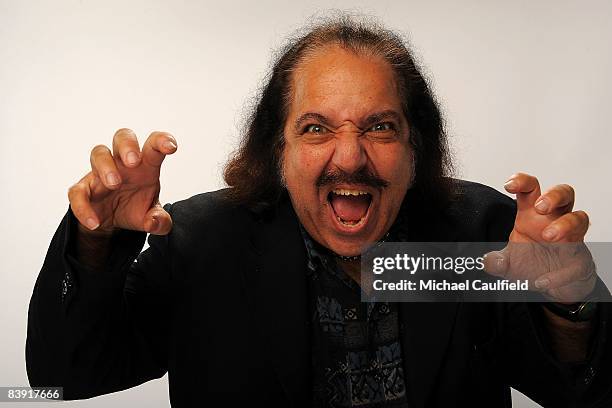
[399,302,460,407]
[396,194,462,407]
[245,191,463,406]
[247,197,311,406]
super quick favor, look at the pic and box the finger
[541,210,590,242]
[534,259,596,292]
[504,172,541,211]
[534,184,575,215]
[68,176,100,230]
[90,144,122,190]
[483,250,509,278]
[141,131,177,168]
[142,203,173,235]
[112,128,142,168]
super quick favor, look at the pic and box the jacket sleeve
[498,295,612,408]
[26,205,174,400]
[478,186,612,407]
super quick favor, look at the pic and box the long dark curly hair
[224,15,454,212]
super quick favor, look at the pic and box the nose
[330,131,367,174]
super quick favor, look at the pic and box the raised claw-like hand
[484,173,596,303]
[68,128,177,236]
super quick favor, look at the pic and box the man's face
[282,45,414,256]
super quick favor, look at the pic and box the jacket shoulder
[448,179,517,241]
[163,188,254,247]
[453,179,515,210]
[168,188,247,222]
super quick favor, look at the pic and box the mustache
[316,167,390,189]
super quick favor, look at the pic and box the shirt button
[584,366,596,385]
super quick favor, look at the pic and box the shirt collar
[298,218,403,269]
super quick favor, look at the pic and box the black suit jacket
[26,180,612,407]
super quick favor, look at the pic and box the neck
[332,231,391,292]
[338,258,360,282]
[337,258,374,296]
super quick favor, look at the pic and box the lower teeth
[337,216,362,226]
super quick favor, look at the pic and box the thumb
[143,203,173,235]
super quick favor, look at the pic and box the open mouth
[327,188,373,228]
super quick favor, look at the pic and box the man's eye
[369,122,395,132]
[304,124,327,134]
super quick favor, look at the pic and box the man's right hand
[68,128,177,236]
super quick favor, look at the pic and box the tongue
[330,194,370,222]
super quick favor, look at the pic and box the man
[26,17,612,407]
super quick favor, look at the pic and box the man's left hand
[484,172,597,303]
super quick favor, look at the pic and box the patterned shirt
[301,228,409,408]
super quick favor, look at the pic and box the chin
[323,229,380,257]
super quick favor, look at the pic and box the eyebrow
[293,110,402,132]
[362,110,401,128]
[294,112,331,132]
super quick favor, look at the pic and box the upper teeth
[332,189,369,196]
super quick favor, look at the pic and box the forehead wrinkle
[286,45,403,133]
[290,44,397,96]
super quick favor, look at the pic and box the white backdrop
[1,1,611,407]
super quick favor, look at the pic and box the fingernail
[535,199,549,212]
[504,180,517,190]
[85,218,99,230]
[126,151,139,166]
[534,278,550,289]
[542,227,558,241]
[106,172,120,186]
[163,140,177,150]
